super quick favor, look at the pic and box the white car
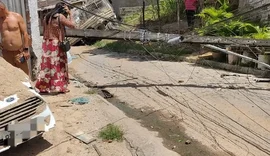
[0,57,55,153]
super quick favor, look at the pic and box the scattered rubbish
[73,81,84,88]
[172,145,176,149]
[93,144,102,156]
[178,80,184,83]
[227,85,236,89]
[150,126,154,129]
[185,140,191,144]
[72,55,78,59]
[67,147,72,153]
[140,108,145,113]
[69,97,89,105]
[254,78,270,82]
[220,73,241,78]
[69,78,79,82]
[216,88,222,91]
[84,89,96,95]
[67,51,73,65]
[101,89,113,99]
[59,105,72,108]
[75,85,82,88]
[66,130,96,144]
[157,89,168,97]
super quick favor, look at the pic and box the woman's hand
[64,5,71,15]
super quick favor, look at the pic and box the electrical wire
[60,0,270,155]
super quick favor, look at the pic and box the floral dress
[35,14,74,93]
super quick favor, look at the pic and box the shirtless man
[0,2,30,75]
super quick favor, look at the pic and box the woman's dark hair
[45,2,68,25]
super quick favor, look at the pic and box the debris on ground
[178,80,184,83]
[59,104,72,107]
[69,97,90,105]
[73,81,84,88]
[198,52,214,60]
[93,144,102,156]
[185,140,191,145]
[67,147,73,153]
[66,130,96,144]
[220,73,241,78]
[254,78,270,82]
[101,89,114,98]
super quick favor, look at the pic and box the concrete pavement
[69,46,270,156]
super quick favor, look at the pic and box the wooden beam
[40,28,270,47]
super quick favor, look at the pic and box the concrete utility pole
[25,0,43,80]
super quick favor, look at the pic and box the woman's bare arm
[59,14,75,29]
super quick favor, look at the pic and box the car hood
[0,57,35,104]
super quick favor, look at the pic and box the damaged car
[0,57,55,153]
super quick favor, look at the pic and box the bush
[197,0,270,39]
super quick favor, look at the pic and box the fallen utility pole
[168,35,270,47]
[40,28,179,43]
[40,28,270,47]
[204,44,270,70]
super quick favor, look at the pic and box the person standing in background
[185,0,198,30]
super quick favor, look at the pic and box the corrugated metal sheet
[1,0,26,21]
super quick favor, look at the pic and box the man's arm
[16,13,30,59]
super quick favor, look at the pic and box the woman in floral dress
[35,2,75,94]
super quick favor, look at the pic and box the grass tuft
[93,40,193,56]
[98,124,124,142]
[84,89,96,95]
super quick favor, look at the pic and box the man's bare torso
[0,12,23,51]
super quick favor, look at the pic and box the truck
[0,57,55,153]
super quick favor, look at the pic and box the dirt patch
[108,99,222,156]
[0,57,33,103]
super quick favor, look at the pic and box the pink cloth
[185,0,197,11]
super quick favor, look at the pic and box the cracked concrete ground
[2,45,270,156]
[68,46,270,156]
[1,74,179,156]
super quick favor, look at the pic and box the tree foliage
[197,0,270,39]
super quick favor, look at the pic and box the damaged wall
[238,0,270,23]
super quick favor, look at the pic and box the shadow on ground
[0,136,52,156]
